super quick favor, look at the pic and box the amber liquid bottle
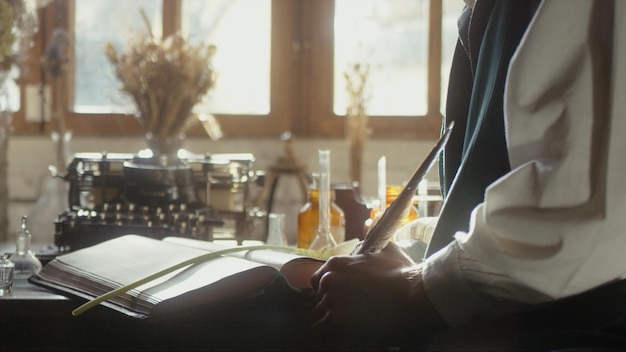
[297,188,346,249]
[363,185,419,236]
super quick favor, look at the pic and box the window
[182,0,271,115]
[0,67,20,112]
[12,0,464,139]
[333,0,429,116]
[74,0,163,113]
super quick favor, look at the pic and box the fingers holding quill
[307,243,422,343]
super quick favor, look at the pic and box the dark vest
[426,0,540,257]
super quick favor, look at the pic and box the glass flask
[11,216,43,279]
[297,188,345,249]
[298,151,345,249]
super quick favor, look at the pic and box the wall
[6,134,440,246]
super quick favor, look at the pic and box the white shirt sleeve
[423,0,626,327]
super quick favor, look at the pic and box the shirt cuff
[421,240,501,327]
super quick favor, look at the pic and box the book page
[279,258,324,289]
[162,236,325,288]
[162,236,305,270]
[56,235,209,288]
[137,256,268,302]
[162,236,232,253]
[38,235,279,314]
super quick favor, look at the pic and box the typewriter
[54,149,264,252]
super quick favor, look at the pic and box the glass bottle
[11,216,43,279]
[363,185,419,236]
[297,184,346,248]
[0,254,14,295]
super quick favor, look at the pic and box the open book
[29,234,328,318]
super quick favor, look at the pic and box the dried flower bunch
[0,0,15,67]
[344,63,371,186]
[344,63,370,118]
[104,14,217,143]
[0,0,38,70]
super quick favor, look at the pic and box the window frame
[12,0,444,139]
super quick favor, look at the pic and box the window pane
[334,0,429,116]
[440,0,466,113]
[182,0,271,115]
[74,0,162,113]
[0,67,20,112]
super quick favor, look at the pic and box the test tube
[318,150,331,234]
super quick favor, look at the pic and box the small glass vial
[11,216,43,279]
[0,254,15,295]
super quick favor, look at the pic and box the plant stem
[71,244,322,317]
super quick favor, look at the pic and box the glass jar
[266,213,289,246]
[363,185,419,236]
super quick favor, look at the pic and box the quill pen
[355,122,454,254]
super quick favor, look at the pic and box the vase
[142,132,186,167]
[145,132,185,155]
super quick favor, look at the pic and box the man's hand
[307,242,446,347]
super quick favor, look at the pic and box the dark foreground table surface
[0,278,320,351]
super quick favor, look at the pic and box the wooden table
[0,278,319,351]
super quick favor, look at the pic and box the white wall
[6,134,439,245]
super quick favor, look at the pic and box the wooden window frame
[12,0,444,140]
